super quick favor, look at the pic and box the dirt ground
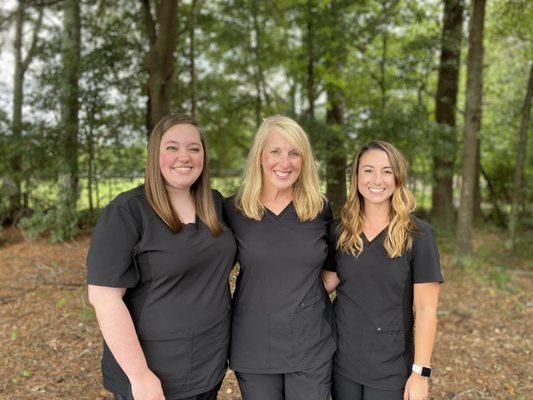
[0,226,531,399]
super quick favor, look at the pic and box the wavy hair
[145,113,223,236]
[236,115,324,221]
[337,140,416,258]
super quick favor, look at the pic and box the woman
[87,113,236,400]
[223,115,336,400]
[323,141,442,400]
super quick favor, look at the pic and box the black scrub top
[87,186,237,399]
[327,217,442,390]
[223,195,336,374]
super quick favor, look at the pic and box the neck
[363,201,390,225]
[166,185,192,204]
[261,184,293,204]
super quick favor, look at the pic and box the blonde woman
[223,116,335,400]
[323,141,442,400]
[87,113,236,400]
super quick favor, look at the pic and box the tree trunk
[509,63,533,247]
[473,138,483,222]
[305,0,316,118]
[326,88,347,214]
[142,0,179,134]
[431,0,463,229]
[56,0,81,240]
[9,1,43,223]
[189,0,199,118]
[456,0,486,256]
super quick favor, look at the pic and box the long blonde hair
[145,113,223,236]
[337,140,416,257]
[236,115,325,221]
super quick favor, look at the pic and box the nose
[278,153,291,168]
[176,148,192,162]
[373,172,384,184]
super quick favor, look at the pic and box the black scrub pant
[331,371,403,400]
[113,380,222,400]
[235,359,331,400]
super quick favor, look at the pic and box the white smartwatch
[412,363,432,377]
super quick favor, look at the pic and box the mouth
[274,170,292,178]
[172,166,193,174]
[368,187,386,193]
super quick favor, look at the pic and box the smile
[369,188,386,192]
[274,171,291,178]
[172,167,193,173]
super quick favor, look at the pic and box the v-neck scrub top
[326,217,442,390]
[87,186,237,399]
[223,196,336,374]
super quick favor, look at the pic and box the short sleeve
[87,203,141,288]
[411,223,443,284]
[322,204,338,272]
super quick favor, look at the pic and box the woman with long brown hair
[87,113,236,400]
[323,141,442,400]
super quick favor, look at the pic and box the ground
[0,226,531,399]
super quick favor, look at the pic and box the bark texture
[431,0,463,229]
[456,0,486,255]
[508,63,533,247]
[142,0,178,134]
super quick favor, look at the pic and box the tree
[508,63,532,248]
[8,0,43,223]
[456,0,486,256]
[431,0,463,229]
[141,0,179,134]
[55,0,81,240]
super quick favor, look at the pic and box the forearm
[413,307,438,366]
[92,298,150,381]
[322,270,340,294]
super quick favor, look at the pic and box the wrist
[412,363,432,377]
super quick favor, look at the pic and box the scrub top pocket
[368,330,408,380]
[291,295,330,366]
[140,334,192,394]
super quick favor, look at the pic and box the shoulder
[103,185,148,225]
[109,185,146,209]
[411,216,435,238]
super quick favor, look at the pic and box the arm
[88,285,165,400]
[404,282,440,400]
[322,270,340,294]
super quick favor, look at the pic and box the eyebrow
[360,164,392,169]
[163,140,202,146]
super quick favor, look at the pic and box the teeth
[369,188,385,192]
[174,167,192,172]
[274,171,290,177]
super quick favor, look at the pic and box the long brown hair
[145,113,223,236]
[337,140,416,257]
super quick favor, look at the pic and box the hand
[130,369,165,400]
[403,372,428,400]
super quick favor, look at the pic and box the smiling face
[357,149,396,208]
[159,123,204,192]
[260,130,303,194]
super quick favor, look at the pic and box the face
[357,149,396,207]
[159,123,204,192]
[260,130,303,193]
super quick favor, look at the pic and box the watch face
[421,367,432,377]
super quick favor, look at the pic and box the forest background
[0,0,531,399]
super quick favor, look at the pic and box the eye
[289,151,301,158]
[190,147,201,153]
[270,149,280,155]
[384,169,393,174]
[166,146,177,151]
[363,169,373,173]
